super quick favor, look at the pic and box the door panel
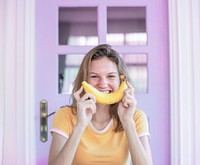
[35,0,169,165]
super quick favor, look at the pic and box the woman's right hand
[73,86,96,129]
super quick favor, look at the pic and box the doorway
[35,1,169,164]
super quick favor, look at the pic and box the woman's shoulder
[133,109,148,122]
[134,108,147,116]
[55,105,76,118]
[51,106,77,138]
[133,109,150,137]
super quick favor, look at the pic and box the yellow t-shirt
[50,106,150,165]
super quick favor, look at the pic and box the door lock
[40,100,48,142]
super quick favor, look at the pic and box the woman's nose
[98,77,108,87]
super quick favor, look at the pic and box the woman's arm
[118,81,153,165]
[49,87,96,165]
[123,120,153,165]
[48,123,85,165]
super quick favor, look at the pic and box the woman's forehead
[90,57,118,71]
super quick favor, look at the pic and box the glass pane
[58,54,84,94]
[107,7,147,45]
[122,54,148,93]
[59,7,98,46]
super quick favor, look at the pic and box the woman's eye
[108,75,116,78]
[91,75,98,78]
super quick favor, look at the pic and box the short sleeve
[50,107,76,139]
[133,109,150,137]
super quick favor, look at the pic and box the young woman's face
[88,57,120,93]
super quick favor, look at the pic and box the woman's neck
[91,104,113,131]
[92,104,111,122]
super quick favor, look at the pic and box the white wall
[168,0,200,164]
[0,0,36,164]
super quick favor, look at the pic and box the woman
[48,44,153,165]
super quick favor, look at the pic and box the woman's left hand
[118,81,137,125]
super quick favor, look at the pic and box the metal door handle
[40,100,48,142]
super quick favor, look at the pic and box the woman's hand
[118,81,137,126]
[74,86,96,129]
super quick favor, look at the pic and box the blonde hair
[70,44,131,132]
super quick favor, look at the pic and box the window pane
[107,7,147,45]
[122,54,148,93]
[58,54,84,94]
[59,7,98,46]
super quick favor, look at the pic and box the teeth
[102,91,110,94]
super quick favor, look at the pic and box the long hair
[70,44,131,132]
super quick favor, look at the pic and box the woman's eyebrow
[89,72,98,75]
[108,72,118,75]
[89,72,118,75]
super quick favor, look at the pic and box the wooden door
[35,0,169,164]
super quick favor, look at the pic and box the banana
[81,80,128,104]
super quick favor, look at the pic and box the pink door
[35,0,169,165]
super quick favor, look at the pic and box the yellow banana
[81,81,128,104]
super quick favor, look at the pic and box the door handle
[40,100,48,142]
